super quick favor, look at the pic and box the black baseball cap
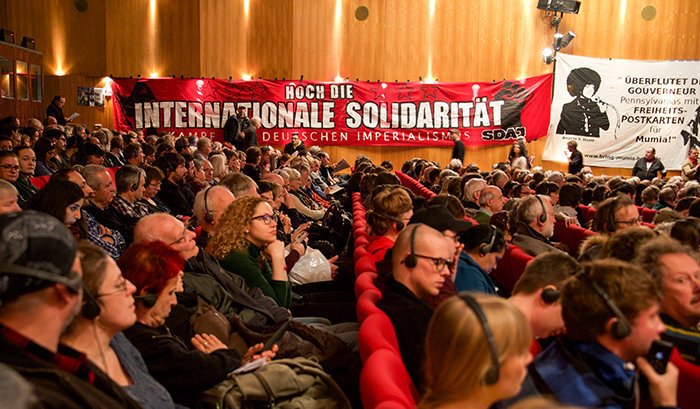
[409,205,473,232]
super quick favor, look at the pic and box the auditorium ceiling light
[542,48,554,64]
[242,74,252,81]
[334,75,344,82]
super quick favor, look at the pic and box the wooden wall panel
[43,75,114,130]
[340,0,385,82]
[199,0,247,79]
[247,0,293,80]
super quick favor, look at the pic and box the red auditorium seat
[356,288,382,323]
[638,206,657,223]
[553,220,598,257]
[360,349,419,409]
[375,401,414,409]
[355,271,379,298]
[354,247,370,263]
[359,312,400,362]
[355,256,378,278]
[29,174,51,189]
[355,235,370,248]
[671,347,700,409]
[490,244,533,295]
[578,204,596,225]
[641,221,656,229]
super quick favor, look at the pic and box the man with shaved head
[377,223,453,389]
[192,186,235,247]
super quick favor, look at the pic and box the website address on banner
[584,154,636,161]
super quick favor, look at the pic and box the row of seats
[579,203,657,226]
[30,166,119,190]
[395,171,435,199]
[352,192,420,409]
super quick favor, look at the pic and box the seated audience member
[193,186,235,247]
[220,171,258,197]
[554,183,582,224]
[105,165,150,243]
[507,259,679,409]
[33,137,58,176]
[28,179,83,229]
[600,226,656,262]
[366,187,414,263]
[653,187,676,210]
[673,196,695,218]
[511,195,560,257]
[50,168,126,259]
[0,151,19,187]
[81,164,135,242]
[641,186,659,209]
[419,294,533,409]
[581,195,641,261]
[242,146,261,182]
[408,205,471,309]
[194,137,211,162]
[492,169,509,189]
[77,143,106,166]
[0,136,12,150]
[670,218,700,248]
[474,185,506,225]
[636,237,700,365]
[377,223,453,388]
[154,152,195,217]
[454,224,507,294]
[0,211,142,408]
[119,241,275,408]
[61,243,180,409]
[0,179,20,214]
[427,193,466,219]
[209,154,227,183]
[318,151,339,186]
[123,143,144,167]
[189,158,208,194]
[207,196,291,307]
[462,177,487,214]
[287,167,325,220]
[509,252,582,352]
[139,165,170,214]
[104,135,125,167]
[12,146,38,207]
[201,158,214,185]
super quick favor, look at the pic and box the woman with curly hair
[206,196,290,307]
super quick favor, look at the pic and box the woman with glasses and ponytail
[207,196,291,308]
[419,293,533,409]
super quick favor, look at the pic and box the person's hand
[242,343,278,364]
[291,222,311,242]
[327,255,339,279]
[636,356,678,408]
[563,216,578,227]
[191,333,228,354]
[264,240,286,260]
[279,213,292,234]
[289,241,305,257]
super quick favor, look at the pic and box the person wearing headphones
[377,223,453,389]
[419,293,533,409]
[580,195,641,261]
[0,211,142,408]
[61,243,181,409]
[512,195,561,257]
[105,164,150,244]
[454,224,508,295]
[505,259,679,409]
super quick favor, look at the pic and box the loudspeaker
[20,37,35,50]
[541,287,561,304]
[579,273,631,339]
[134,294,157,308]
[0,29,14,44]
[535,195,548,223]
[203,186,214,224]
[480,225,497,256]
[459,293,500,385]
[81,285,101,319]
[404,224,422,268]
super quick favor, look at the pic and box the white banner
[543,54,700,170]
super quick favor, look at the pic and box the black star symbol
[370,84,387,100]
[421,85,439,99]
[397,83,412,100]
[249,80,267,100]
[200,81,219,100]
[227,82,246,100]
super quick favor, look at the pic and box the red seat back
[491,244,533,295]
[355,271,378,298]
[671,347,700,409]
[360,349,419,409]
[359,312,400,362]
[639,207,657,224]
[356,288,382,324]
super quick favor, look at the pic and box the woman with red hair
[120,241,276,408]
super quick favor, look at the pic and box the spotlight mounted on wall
[559,31,576,49]
[542,48,554,64]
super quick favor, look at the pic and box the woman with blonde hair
[420,293,533,409]
[209,153,227,183]
[206,195,290,307]
[365,187,413,263]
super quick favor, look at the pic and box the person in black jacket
[632,147,667,181]
[120,241,277,408]
[449,129,465,163]
[567,140,583,174]
[284,132,306,155]
[46,95,68,125]
[155,152,195,217]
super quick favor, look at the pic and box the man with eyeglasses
[581,195,641,261]
[377,223,453,389]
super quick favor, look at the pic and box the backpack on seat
[197,357,352,409]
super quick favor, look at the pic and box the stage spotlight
[560,31,576,48]
[542,48,554,64]
[553,33,563,50]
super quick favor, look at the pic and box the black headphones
[541,287,561,304]
[404,223,422,268]
[535,195,548,223]
[203,186,214,224]
[459,293,500,385]
[81,284,101,319]
[578,273,631,339]
[480,225,497,256]
[131,169,143,191]
[134,294,158,308]
[374,210,404,231]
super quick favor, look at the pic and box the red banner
[111,75,552,147]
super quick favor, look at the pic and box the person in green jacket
[207,195,291,308]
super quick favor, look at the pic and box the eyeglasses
[96,278,129,297]
[0,165,19,171]
[404,254,453,272]
[615,217,641,226]
[168,219,195,245]
[251,214,278,225]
